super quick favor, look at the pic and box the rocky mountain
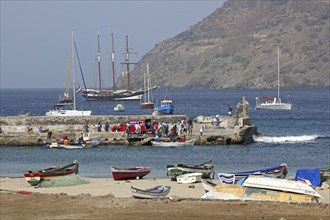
[118,0,330,89]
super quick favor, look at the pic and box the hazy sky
[1,1,223,89]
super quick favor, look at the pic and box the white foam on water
[253,135,318,143]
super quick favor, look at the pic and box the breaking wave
[253,135,319,143]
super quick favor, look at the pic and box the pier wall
[0,114,257,146]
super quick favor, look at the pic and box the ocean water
[0,88,329,178]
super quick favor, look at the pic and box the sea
[0,88,329,178]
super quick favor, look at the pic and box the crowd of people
[83,117,200,143]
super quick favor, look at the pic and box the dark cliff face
[118,0,330,89]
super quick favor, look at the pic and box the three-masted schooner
[81,31,158,101]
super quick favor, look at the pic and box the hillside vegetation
[118,0,330,89]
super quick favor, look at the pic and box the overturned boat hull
[202,184,319,203]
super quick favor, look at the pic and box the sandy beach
[1,176,329,219]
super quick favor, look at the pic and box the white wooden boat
[151,139,195,147]
[202,184,320,203]
[176,172,203,184]
[242,175,322,198]
[131,185,171,199]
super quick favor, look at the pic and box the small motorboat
[151,139,195,147]
[114,103,125,111]
[176,172,203,184]
[131,185,171,199]
[110,166,151,181]
[24,160,79,186]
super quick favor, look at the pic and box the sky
[0,1,223,89]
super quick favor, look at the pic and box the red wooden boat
[24,160,79,186]
[111,166,151,180]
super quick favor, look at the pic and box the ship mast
[147,63,150,102]
[277,46,280,99]
[72,31,76,110]
[121,35,136,91]
[110,27,116,91]
[64,53,70,99]
[143,65,146,103]
[97,33,102,91]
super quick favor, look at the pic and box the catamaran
[255,46,292,110]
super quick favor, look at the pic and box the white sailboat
[46,32,92,116]
[256,47,292,110]
[140,63,154,108]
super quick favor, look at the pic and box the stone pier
[0,98,257,146]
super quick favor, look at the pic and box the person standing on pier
[97,122,102,132]
[216,115,220,126]
[199,122,205,136]
[187,118,193,135]
[105,122,110,132]
[227,105,233,116]
[39,126,43,137]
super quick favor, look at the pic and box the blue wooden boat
[219,163,288,182]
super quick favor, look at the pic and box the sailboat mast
[125,35,130,91]
[110,27,116,91]
[120,35,136,92]
[72,31,76,110]
[147,63,150,102]
[97,33,102,91]
[143,65,146,103]
[65,53,70,98]
[277,46,280,99]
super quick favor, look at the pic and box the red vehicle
[112,118,152,133]
[111,124,126,132]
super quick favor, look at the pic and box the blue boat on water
[155,99,174,114]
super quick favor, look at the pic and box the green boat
[24,160,79,186]
[166,160,214,180]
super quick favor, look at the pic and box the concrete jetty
[0,98,257,146]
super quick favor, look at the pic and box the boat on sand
[24,160,79,186]
[219,163,288,182]
[202,175,322,203]
[131,185,171,199]
[176,172,203,184]
[111,166,151,181]
[167,160,214,180]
